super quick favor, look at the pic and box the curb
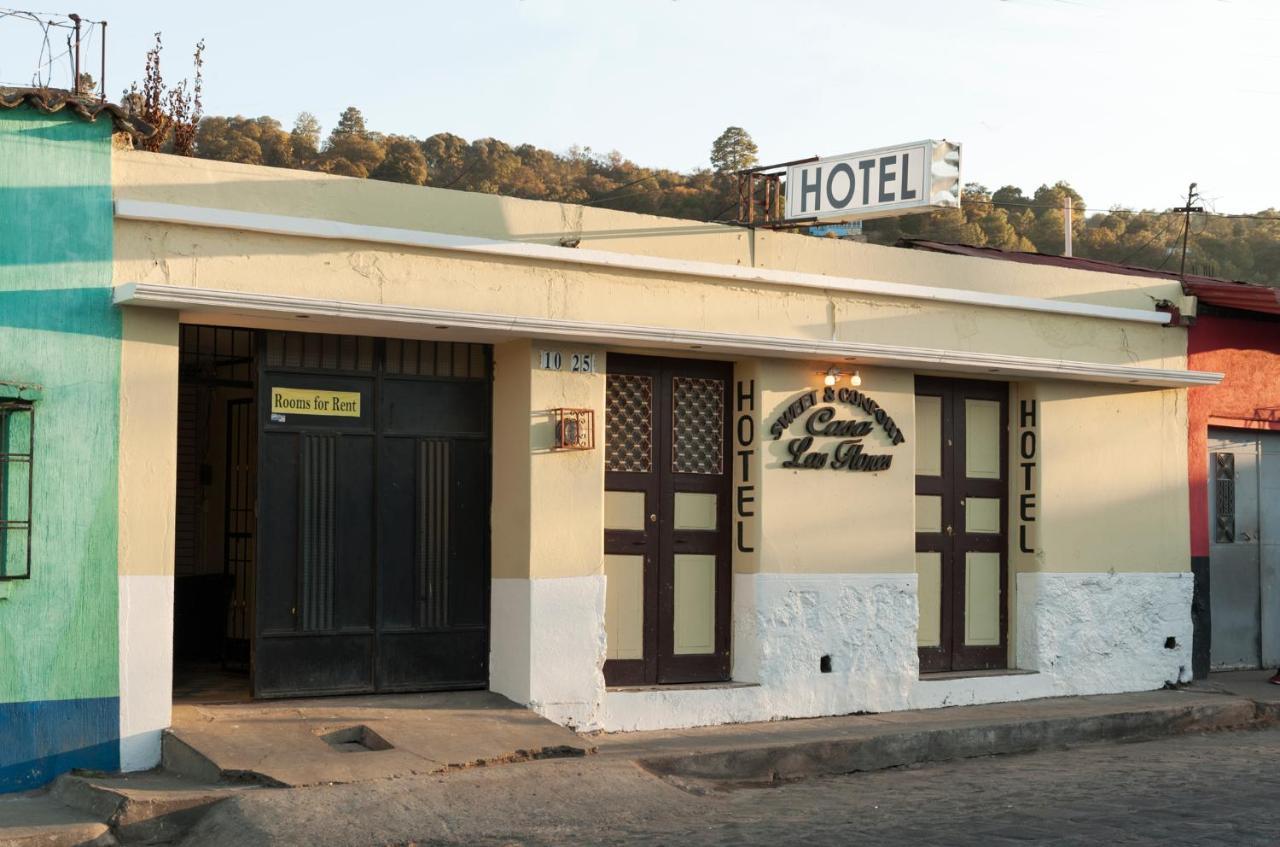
[637,697,1272,790]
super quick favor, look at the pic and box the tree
[196,116,292,167]
[320,107,384,177]
[421,132,469,187]
[370,135,429,185]
[710,126,759,172]
[290,113,322,165]
[330,106,368,141]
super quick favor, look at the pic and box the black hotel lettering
[770,386,903,473]
[736,379,756,554]
[795,152,919,215]
[1018,399,1038,553]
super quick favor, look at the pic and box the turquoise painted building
[0,94,143,791]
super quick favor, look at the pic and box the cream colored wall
[111,151,1189,319]
[490,341,534,580]
[111,150,1188,376]
[117,308,179,577]
[111,222,1184,372]
[111,151,750,264]
[753,360,915,575]
[1032,382,1190,572]
[491,339,606,581]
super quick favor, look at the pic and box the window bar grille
[0,402,35,580]
[1214,452,1235,544]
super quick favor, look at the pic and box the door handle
[945,525,954,537]
[649,513,657,524]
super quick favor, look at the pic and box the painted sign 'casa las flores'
[770,385,905,472]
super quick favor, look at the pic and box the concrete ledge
[0,793,116,847]
[52,772,247,845]
[629,691,1270,789]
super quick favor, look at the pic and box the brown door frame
[916,376,1010,673]
[603,354,732,686]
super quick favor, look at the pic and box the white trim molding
[113,283,1222,388]
[114,199,1173,326]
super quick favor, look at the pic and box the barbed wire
[0,7,106,91]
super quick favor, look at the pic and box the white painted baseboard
[117,574,173,772]
[490,575,607,731]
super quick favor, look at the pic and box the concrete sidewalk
[163,690,591,787]
[2,672,1276,845]
[599,673,1279,790]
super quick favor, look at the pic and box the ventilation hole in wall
[820,655,832,674]
[1164,637,1178,650]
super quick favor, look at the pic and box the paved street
[179,726,1280,846]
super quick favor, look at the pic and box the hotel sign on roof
[784,139,961,223]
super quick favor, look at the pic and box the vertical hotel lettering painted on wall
[1018,398,1039,553]
[735,379,756,554]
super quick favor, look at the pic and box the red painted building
[1184,281,1280,678]
[903,241,1280,677]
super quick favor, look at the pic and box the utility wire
[961,197,1279,221]
[1114,214,1180,266]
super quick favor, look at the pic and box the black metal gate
[254,332,491,698]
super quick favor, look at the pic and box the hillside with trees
[187,107,1280,284]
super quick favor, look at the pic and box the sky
[2,0,1276,214]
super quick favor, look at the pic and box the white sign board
[784,139,961,222]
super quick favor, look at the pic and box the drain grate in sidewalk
[319,725,394,753]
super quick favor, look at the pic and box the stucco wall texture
[1187,313,1280,557]
[0,107,121,790]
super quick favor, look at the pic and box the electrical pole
[1063,196,1073,257]
[69,13,81,94]
[1174,182,1203,278]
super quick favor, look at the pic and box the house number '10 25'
[539,350,596,373]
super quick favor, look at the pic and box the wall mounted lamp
[821,366,862,387]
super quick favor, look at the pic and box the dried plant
[122,33,205,155]
[170,40,204,156]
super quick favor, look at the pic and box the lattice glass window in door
[606,374,653,473]
[671,377,723,475]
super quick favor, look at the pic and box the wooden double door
[602,355,732,686]
[915,377,1009,673]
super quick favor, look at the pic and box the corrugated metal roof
[1182,279,1280,317]
[0,88,153,137]
[899,238,1280,318]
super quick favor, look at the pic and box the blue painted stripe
[0,696,119,792]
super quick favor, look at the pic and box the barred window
[0,402,33,580]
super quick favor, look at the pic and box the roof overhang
[114,283,1222,388]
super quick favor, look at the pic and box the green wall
[0,106,120,708]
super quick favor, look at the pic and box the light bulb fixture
[850,370,862,387]
[823,366,839,387]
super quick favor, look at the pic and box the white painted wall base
[604,572,919,732]
[494,570,1194,735]
[490,576,607,731]
[606,570,1197,731]
[117,574,173,772]
[1016,571,1194,693]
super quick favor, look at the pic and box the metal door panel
[253,634,375,696]
[1208,432,1262,670]
[1260,437,1280,666]
[254,334,491,698]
